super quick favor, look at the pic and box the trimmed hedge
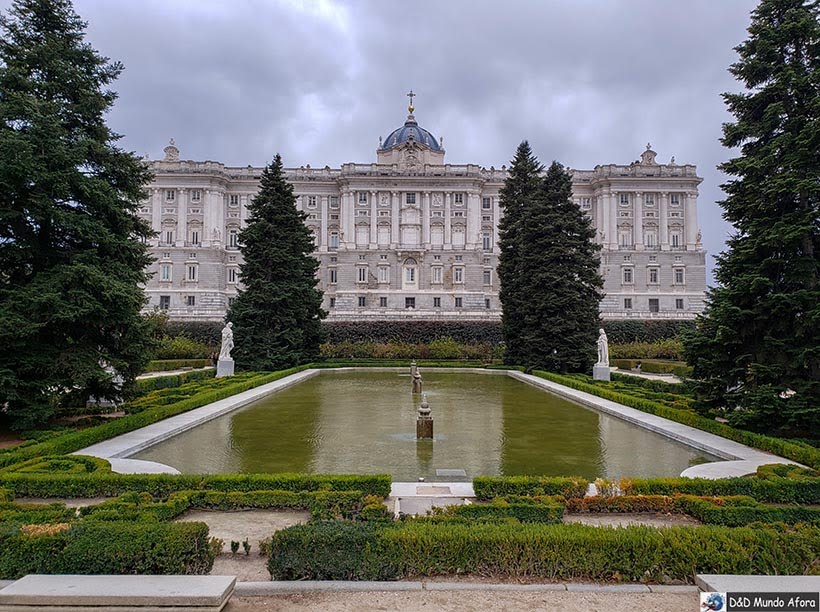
[268,520,820,582]
[612,359,692,378]
[313,360,489,369]
[0,455,110,475]
[0,472,392,499]
[609,340,684,361]
[0,521,214,579]
[621,476,820,505]
[0,369,307,470]
[135,368,215,394]
[453,501,564,524]
[473,476,588,500]
[533,370,820,470]
[143,359,213,373]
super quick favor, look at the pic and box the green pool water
[134,370,718,480]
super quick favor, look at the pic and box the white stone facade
[140,114,706,322]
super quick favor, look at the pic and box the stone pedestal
[416,417,433,439]
[592,364,611,381]
[216,359,235,378]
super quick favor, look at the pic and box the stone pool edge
[73,367,799,479]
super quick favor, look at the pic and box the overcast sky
[5,0,761,284]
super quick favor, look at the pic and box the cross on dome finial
[407,89,415,114]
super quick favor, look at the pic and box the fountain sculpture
[416,392,433,439]
[411,360,423,393]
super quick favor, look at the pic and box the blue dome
[380,115,442,152]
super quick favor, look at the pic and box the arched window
[402,258,417,290]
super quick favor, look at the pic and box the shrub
[454,501,564,524]
[610,340,684,361]
[0,521,214,579]
[621,476,820,505]
[0,489,11,503]
[151,336,213,360]
[612,359,692,378]
[143,359,213,373]
[267,520,819,581]
[473,476,588,500]
[135,369,216,394]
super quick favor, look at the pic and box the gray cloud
[2,0,760,284]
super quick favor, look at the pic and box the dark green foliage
[0,0,156,429]
[498,146,602,371]
[0,471,391,499]
[535,370,820,469]
[472,476,588,500]
[603,320,694,343]
[612,359,693,378]
[0,521,214,579]
[134,368,215,394]
[320,339,501,361]
[0,501,76,526]
[143,359,213,373]
[164,321,223,347]
[452,500,565,524]
[227,154,325,370]
[0,455,109,474]
[267,520,819,581]
[269,521,397,580]
[684,0,820,435]
[621,474,820,505]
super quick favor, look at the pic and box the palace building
[139,96,706,321]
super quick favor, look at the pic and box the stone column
[596,193,606,246]
[239,195,248,226]
[607,190,618,250]
[341,190,352,249]
[659,192,670,250]
[176,189,187,247]
[213,190,225,246]
[391,191,399,247]
[320,195,328,252]
[467,192,480,248]
[633,191,643,250]
[422,191,430,247]
[370,190,378,247]
[203,189,214,247]
[685,192,698,250]
[151,188,162,245]
[444,192,452,250]
[492,196,500,250]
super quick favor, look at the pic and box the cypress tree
[0,0,154,429]
[684,0,819,435]
[227,154,325,370]
[517,161,603,372]
[497,141,543,365]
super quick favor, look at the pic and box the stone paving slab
[74,369,320,467]
[0,575,235,609]
[696,574,820,592]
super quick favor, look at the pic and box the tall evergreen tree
[497,141,543,365]
[517,161,603,372]
[227,154,325,370]
[684,0,819,434]
[0,0,154,429]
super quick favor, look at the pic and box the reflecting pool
[134,370,718,480]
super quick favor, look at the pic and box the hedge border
[143,359,213,373]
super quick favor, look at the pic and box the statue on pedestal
[596,328,609,366]
[219,323,234,360]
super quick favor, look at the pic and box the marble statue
[219,322,234,360]
[596,328,609,366]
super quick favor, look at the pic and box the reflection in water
[134,371,719,480]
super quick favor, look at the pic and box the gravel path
[226,591,697,611]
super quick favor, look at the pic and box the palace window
[329,232,339,250]
[160,264,172,282]
[357,267,368,283]
[645,232,657,248]
[191,190,201,202]
[455,297,463,308]
[229,195,239,206]
[453,267,464,284]
[186,295,196,307]
[190,208,201,215]
[329,297,336,308]
[330,214,340,220]
[159,295,170,310]
[619,193,630,206]
[433,210,443,217]
[328,268,337,284]
[190,230,200,245]
[228,228,239,248]
[358,296,366,307]
[358,192,368,204]
[405,267,415,282]
[622,268,633,284]
[482,215,491,222]
[379,210,390,216]
[644,194,655,206]
[379,297,388,308]
[454,193,463,204]
[228,268,238,284]
[649,298,660,313]
[357,210,369,216]
[581,197,592,209]
[188,252,197,259]
[649,267,659,284]
[670,232,682,248]
[670,194,680,206]
[308,196,317,207]
[482,232,493,251]
[624,298,632,310]
[485,298,491,309]
[453,211,464,217]
[378,266,390,283]
[140,206,150,214]
[406,193,416,204]
[676,298,684,310]
[649,255,657,262]
[405,297,415,309]
[164,230,174,245]
[187,265,198,281]
[483,270,492,285]
[482,197,491,209]
[330,196,339,208]
[165,190,175,202]
[433,297,441,308]
[455,255,463,261]
[674,268,685,284]
[432,266,443,284]
[380,254,388,260]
